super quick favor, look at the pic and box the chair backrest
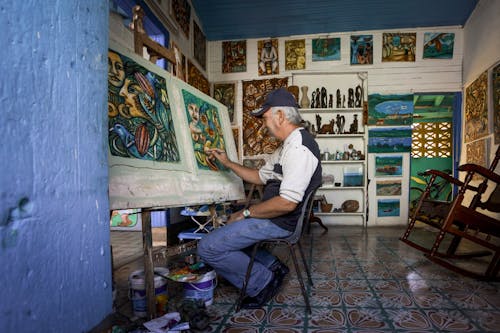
[285,187,319,244]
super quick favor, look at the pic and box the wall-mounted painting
[312,38,340,61]
[376,180,402,196]
[108,49,180,163]
[232,126,240,161]
[242,78,288,156]
[193,20,206,70]
[222,40,247,73]
[181,89,227,171]
[382,33,416,62]
[171,0,191,38]
[285,39,306,71]
[375,155,403,177]
[368,127,412,153]
[423,33,455,59]
[466,138,488,181]
[213,82,236,124]
[258,39,279,76]
[368,93,414,125]
[350,35,373,65]
[492,62,500,144]
[188,60,210,95]
[464,71,488,143]
[170,41,186,82]
[378,199,400,217]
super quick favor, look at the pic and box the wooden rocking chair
[424,162,500,280]
[400,145,500,261]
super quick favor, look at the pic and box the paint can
[183,270,217,306]
[129,267,169,317]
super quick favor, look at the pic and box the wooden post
[141,209,156,319]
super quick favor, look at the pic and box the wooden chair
[424,163,500,280]
[400,145,500,260]
[235,187,319,313]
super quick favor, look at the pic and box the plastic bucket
[129,267,169,317]
[183,270,217,306]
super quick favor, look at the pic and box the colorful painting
[351,35,373,65]
[258,39,279,76]
[493,63,500,144]
[312,38,341,61]
[376,180,402,196]
[232,126,240,160]
[170,41,186,82]
[423,33,455,59]
[375,156,403,176]
[382,33,416,62]
[193,21,206,70]
[466,138,488,181]
[368,93,414,125]
[242,77,288,156]
[213,82,236,124]
[464,71,488,143]
[110,209,141,230]
[368,127,412,153]
[107,49,180,162]
[188,60,210,95]
[182,89,226,171]
[171,0,191,38]
[222,40,247,73]
[378,199,400,217]
[285,39,306,71]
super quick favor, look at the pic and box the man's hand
[226,209,245,224]
[205,148,230,167]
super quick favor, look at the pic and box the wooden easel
[130,5,176,319]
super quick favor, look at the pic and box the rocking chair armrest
[423,169,464,186]
[459,164,500,184]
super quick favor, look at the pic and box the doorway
[409,92,460,207]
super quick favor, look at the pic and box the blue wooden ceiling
[191,0,479,41]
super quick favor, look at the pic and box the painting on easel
[108,49,180,163]
[108,42,244,210]
[181,89,227,171]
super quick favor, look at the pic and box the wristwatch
[242,209,251,218]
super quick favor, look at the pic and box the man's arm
[206,148,263,185]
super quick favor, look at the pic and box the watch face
[243,209,250,217]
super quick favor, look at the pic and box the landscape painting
[368,93,414,125]
[376,180,402,196]
[378,199,400,217]
[375,156,403,176]
[368,127,412,153]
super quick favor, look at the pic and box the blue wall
[0,1,111,332]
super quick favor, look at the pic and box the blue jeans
[197,218,292,297]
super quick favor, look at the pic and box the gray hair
[270,106,303,125]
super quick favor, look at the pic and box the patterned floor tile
[111,226,500,332]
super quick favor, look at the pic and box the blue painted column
[0,1,111,332]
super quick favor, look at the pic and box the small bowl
[335,182,341,187]
[320,203,333,212]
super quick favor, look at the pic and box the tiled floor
[110,225,500,332]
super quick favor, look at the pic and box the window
[411,122,452,158]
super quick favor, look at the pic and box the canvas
[284,39,306,71]
[222,40,247,73]
[257,39,279,76]
[368,93,414,125]
[423,32,455,59]
[171,0,190,38]
[382,33,416,62]
[464,71,488,143]
[312,38,340,61]
[350,35,373,65]
[368,127,412,153]
[213,82,236,124]
[193,20,206,70]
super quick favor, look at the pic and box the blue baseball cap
[251,88,299,117]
